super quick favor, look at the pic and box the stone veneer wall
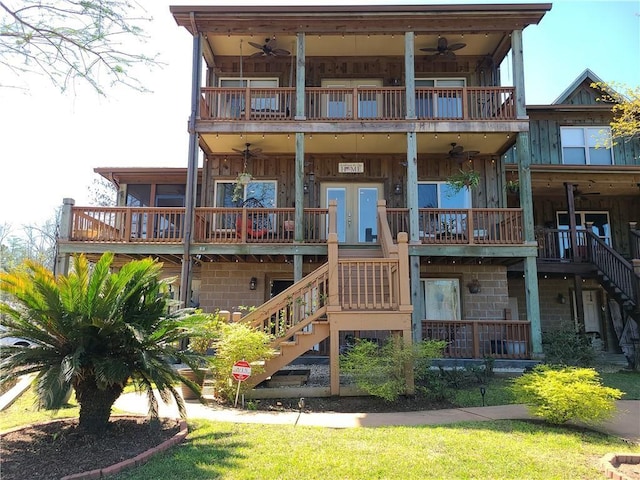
[421,264,509,320]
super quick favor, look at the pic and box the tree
[88,175,118,206]
[592,82,640,144]
[0,252,207,434]
[0,0,156,94]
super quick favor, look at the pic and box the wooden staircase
[586,231,640,361]
[238,200,414,395]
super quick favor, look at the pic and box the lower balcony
[65,206,525,246]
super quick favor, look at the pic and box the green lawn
[111,419,635,480]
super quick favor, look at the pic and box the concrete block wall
[198,262,296,312]
[421,264,509,320]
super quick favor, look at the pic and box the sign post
[231,360,252,407]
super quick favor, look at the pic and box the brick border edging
[1,415,188,480]
[600,453,640,480]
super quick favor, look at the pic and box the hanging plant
[506,178,519,194]
[232,171,253,202]
[445,168,480,194]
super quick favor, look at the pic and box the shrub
[209,322,275,402]
[542,329,595,367]
[340,337,446,402]
[510,365,622,425]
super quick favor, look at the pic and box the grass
[110,419,636,480]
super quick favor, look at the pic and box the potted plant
[506,178,519,194]
[445,168,480,194]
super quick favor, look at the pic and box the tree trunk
[74,376,124,434]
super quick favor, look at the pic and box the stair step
[279,341,297,347]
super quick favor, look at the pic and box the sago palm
[0,252,206,434]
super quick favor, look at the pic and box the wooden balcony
[423,319,531,359]
[387,208,524,245]
[67,206,525,246]
[200,86,516,122]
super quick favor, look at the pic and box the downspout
[180,17,203,308]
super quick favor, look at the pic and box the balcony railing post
[472,321,480,358]
[352,87,358,119]
[467,209,473,245]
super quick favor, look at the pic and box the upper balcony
[200,86,516,123]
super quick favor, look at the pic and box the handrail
[586,231,639,306]
[422,319,531,359]
[536,228,588,262]
[240,263,330,347]
[377,200,398,258]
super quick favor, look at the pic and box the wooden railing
[586,231,639,307]
[387,208,523,245]
[240,264,330,348]
[199,86,516,122]
[200,87,295,121]
[536,228,589,262]
[336,259,400,310]
[422,320,531,359]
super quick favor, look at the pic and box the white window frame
[218,77,280,114]
[416,78,466,119]
[422,278,461,321]
[560,126,614,165]
[417,181,471,209]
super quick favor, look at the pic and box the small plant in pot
[232,171,253,202]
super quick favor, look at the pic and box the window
[214,180,276,208]
[418,182,471,238]
[423,278,461,321]
[418,182,471,209]
[561,127,613,165]
[416,78,465,119]
[557,211,611,245]
[219,78,279,117]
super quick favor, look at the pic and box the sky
[1,0,639,229]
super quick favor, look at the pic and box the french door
[321,183,382,244]
[321,79,383,119]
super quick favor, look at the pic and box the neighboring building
[505,69,640,363]
[57,4,640,392]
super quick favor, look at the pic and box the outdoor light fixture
[303,182,309,194]
[394,183,402,195]
[557,293,566,304]
[249,277,257,290]
[479,386,486,406]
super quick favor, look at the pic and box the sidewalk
[113,392,640,444]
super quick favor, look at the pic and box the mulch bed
[1,416,180,480]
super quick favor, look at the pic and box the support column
[404,32,416,120]
[517,130,541,355]
[180,32,203,308]
[511,29,527,119]
[293,132,304,282]
[295,33,305,120]
[55,198,75,276]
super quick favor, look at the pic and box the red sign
[232,360,252,382]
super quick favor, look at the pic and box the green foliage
[340,337,446,402]
[592,82,640,143]
[208,322,275,401]
[445,168,481,194]
[510,365,623,425]
[187,310,225,354]
[0,253,208,434]
[542,329,595,367]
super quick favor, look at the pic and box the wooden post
[295,33,306,120]
[404,32,416,120]
[327,232,340,311]
[294,132,304,282]
[472,321,480,358]
[329,323,340,395]
[629,222,638,259]
[511,29,527,119]
[55,198,75,276]
[574,274,585,329]
[403,328,415,395]
[397,233,411,309]
[565,182,579,261]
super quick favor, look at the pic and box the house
[504,69,640,364]
[54,3,639,393]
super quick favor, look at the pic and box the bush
[510,365,622,425]
[209,322,275,402]
[340,337,446,402]
[542,329,595,367]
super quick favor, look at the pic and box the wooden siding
[212,55,500,88]
[207,154,504,209]
[563,80,600,105]
[533,195,640,258]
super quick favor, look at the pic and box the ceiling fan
[233,143,263,160]
[573,185,600,200]
[448,143,479,162]
[248,38,291,58]
[421,37,466,58]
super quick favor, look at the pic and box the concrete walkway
[113,393,640,444]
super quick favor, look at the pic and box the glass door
[322,183,382,244]
[321,79,383,119]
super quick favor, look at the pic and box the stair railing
[586,231,640,308]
